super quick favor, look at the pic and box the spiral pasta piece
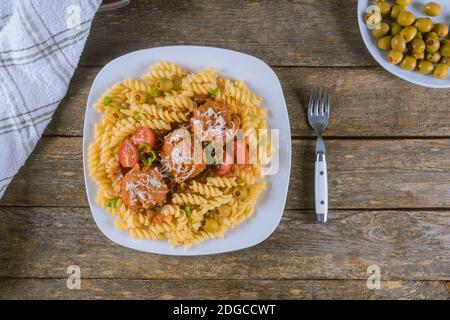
[203,194,234,210]
[141,104,189,123]
[172,193,207,206]
[155,92,197,111]
[123,78,155,94]
[189,181,223,198]
[144,61,186,84]
[206,177,238,188]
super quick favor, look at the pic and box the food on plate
[378,35,393,49]
[418,60,435,74]
[422,2,441,17]
[372,22,390,38]
[365,0,450,80]
[387,50,404,64]
[397,10,416,26]
[88,61,269,247]
[399,55,417,70]
[433,63,449,79]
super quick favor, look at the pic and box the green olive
[427,51,441,63]
[215,205,231,219]
[130,90,148,104]
[390,5,405,20]
[418,60,435,74]
[374,1,392,16]
[232,186,248,200]
[412,51,425,61]
[387,50,404,64]
[440,40,450,57]
[397,10,415,27]
[172,77,182,90]
[426,37,440,53]
[203,219,219,232]
[414,18,434,33]
[440,57,450,66]
[158,77,173,92]
[372,22,390,38]
[390,23,403,36]
[400,26,417,43]
[400,56,417,71]
[433,63,449,79]
[414,32,423,40]
[391,35,406,52]
[378,35,393,50]
[423,2,441,17]
[409,38,426,54]
[425,32,439,39]
[432,23,449,38]
[396,0,412,6]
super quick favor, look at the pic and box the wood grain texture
[0,279,447,300]
[46,67,450,137]
[81,0,370,67]
[0,207,448,280]
[1,137,449,209]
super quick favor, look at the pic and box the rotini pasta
[88,61,269,248]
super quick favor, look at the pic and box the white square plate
[83,46,291,255]
[358,0,450,88]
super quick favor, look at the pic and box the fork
[307,87,331,223]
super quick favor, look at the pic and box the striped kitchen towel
[0,0,100,198]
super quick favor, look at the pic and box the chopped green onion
[149,85,159,97]
[146,150,157,165]
[106,197,118,208]
[139,143,152,153]
[140,148,157,167]
[209,87,218,98]
[103,96,112,106]
[183,206,191,218]
[140,152,147,164]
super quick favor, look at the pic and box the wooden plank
[81,0,370,67]
[46,67,450,137]
[0,279,447,299]
[1,137,449,209]
[0,207,448,280]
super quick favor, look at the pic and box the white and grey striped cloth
[0,0,100,198]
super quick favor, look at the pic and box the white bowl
[83,46,292,255]
[358,0,450,88]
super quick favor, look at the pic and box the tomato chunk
[118,139,139,168]
[133,127,156,147]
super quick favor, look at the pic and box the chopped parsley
[183,206,191,218]
[103,96,112,106]
[209,87,218,98]
[106,197,118,208]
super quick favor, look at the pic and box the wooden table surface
[1,0,449,300]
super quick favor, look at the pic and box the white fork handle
[315,153,328,223]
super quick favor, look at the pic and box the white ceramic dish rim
[82,45,292,256]
[357,0,450,88]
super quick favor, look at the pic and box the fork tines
[308,86,331,116]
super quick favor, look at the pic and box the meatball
[190,99,240,142]
[120,165,168,209]
[161,128,206,182]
